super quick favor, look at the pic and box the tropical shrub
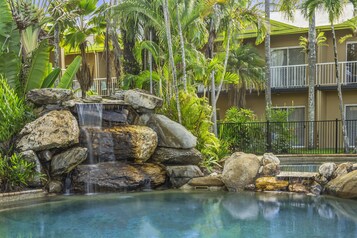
[162,90,223,169]
[270,109,295,154]
[0,153,36,192]
[0,78,29,153]
[220,107,265,153]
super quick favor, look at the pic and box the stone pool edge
[0,189,48,204]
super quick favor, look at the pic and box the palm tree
[162,0,182,124]
[304,0,349,152]
[227,44,265,108]
[63,0,103,98]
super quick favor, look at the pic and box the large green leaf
[0,52,20,89]
[41,68,61,88]
[25,41,51,92]
[0,0,20,53]
[57,56,82,89]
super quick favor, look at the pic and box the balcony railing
[271,64,307,88]
[67,61,357,96]
[271,61,357,89]
[316,61,357,86]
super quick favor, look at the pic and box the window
[346,105,357,147]
[346,42,357,83]
[271,47,306,87]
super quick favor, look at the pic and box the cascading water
[76,103,105,194]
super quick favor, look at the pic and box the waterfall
[76,103,104,194]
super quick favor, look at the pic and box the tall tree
[304,0,349,152]
[265,0,272,120]
[163,0,182,124]
[63,0,103,98]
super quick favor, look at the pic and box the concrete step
[277,154,357,165]
[276,171,318,180]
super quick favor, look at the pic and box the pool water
[0,191,356,238]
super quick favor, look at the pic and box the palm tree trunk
[308,13,316,149]
[105,17,111,95]
[53,24,61,86]
[149,30,153,94]
[206,17,218,136]
[163,0,182,124]
[265,0,272,120]
[331,23,349,152]
[215,22,231,104]
[175,2,187,92]
[211,71,217,135]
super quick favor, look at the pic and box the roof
[240,3,356,39]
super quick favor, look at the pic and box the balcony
[272,61,357,89]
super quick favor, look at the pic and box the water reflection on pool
[0,191,356,238]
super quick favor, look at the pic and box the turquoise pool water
[0,191,356,238]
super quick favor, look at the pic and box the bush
[270,109,295,154]
[220,107,265,153]
[0,153,36,192]
[162,90,223,169]
[0,77,29,154]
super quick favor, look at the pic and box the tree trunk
[122,29,140,75]
[149,30,153,94]
[331,23,349,152]
[211,71,217,136]
[77,42,93,99]
[105,17,111,95]
[207,17,218,136]
[308,13,316,149]
[175,2,187,92]
[215,22,231,104]
[53,24,61,86]
[265,0,272,120]
[163,0,182,124]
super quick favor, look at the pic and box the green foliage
[57,56,82,89]
[0,153,35,192]
[0,78,27,145]
[24,40,51,93]
[163,90,223,169]
[220,107,265,152]
[270,109,295,154]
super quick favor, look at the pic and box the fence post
[335,118,338,154]
[266,120,272,152]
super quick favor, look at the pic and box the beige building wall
[320,91,357,120]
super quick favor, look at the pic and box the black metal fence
[218,119,357,154]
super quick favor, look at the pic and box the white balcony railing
[67,61,357,96]
[270,61,357,89]
[271,64,307,88]
[316,61,357,86]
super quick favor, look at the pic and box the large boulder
[166,165,203,188]
[51,147,88,177]
[255,177,289,191]
[188,175,224,187]
[17,110,80,152]
[149,147,202,165]
[26,88,74,105]
[72,162,166,192]
[332,162,353,179]
[139,114,196,149]
[20,150,43,187]
[319,163,336,179]
[124,90,163,113]
[222,152,260,192]
[80,125,157,163]
[325,170,357,199]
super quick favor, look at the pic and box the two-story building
[216,5,357,148]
